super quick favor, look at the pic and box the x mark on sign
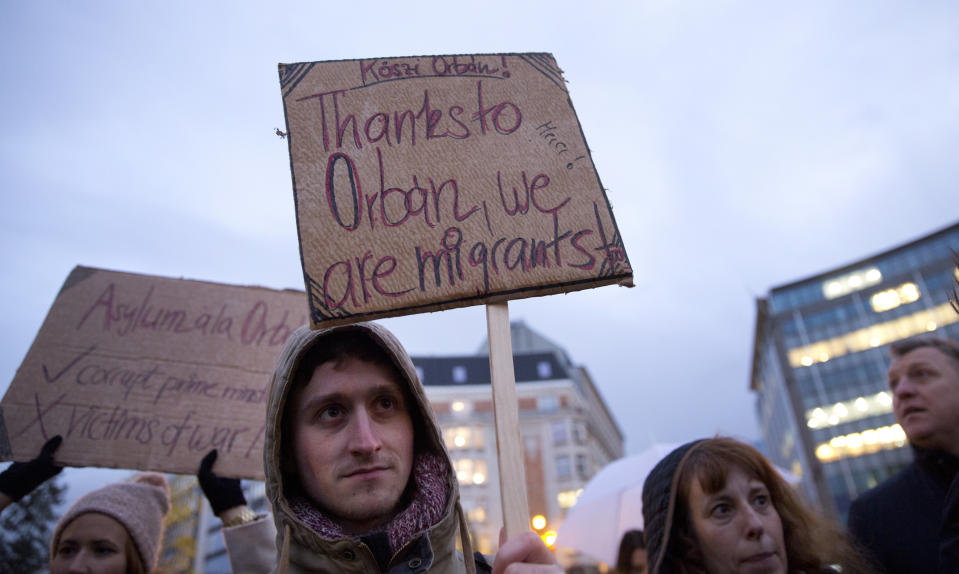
[13,392,68,441]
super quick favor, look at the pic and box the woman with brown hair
[641,438,869,574]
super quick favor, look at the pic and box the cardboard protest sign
[280,53,633,328]
[0,266,308,479]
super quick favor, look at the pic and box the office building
[750,221,959,518]
[417,321,623,556]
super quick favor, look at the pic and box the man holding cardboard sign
[212,322,560,573]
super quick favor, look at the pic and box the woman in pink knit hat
[1,436,171,573]
[48,471,171,574]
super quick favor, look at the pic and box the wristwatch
[221,506,258,528]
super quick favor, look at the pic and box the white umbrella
[555,443,679,567]
[555,443,800,567]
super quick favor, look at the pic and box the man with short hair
[847,336,959,574]
[210,322,560,573]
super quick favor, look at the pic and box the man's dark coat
[847,447,959,574]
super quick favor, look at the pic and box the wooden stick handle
[486,302,530,539]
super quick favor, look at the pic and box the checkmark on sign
[42,345,97,383]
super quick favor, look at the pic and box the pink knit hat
[51,472,171,570]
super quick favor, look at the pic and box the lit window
[468,506,487,523]
[787,302,959,367]
[805,391,894,429]
[900,283,920,302]
[824,281,844,299]
[870,282,921,313]
[454,459,488,486]
[821,267,882,299]
[473,461,487,484]
[871,290,897,312]
[444,426,483,450]
[448,427,467,448]
[477,535,493,555]
[537,361,553,379]
[557,488,583,509]
[815,444,835,461]
[452,365,468,383]
[814,424,907,462]
[455,459,472,483]
[452,400,466,412]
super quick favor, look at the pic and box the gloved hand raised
[0,435,64,501]
[197,449,246,515]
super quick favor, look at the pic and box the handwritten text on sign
[0,267,308,479]
[280,53,633,328]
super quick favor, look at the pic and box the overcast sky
[2,1,958,504]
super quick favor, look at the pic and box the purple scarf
[290,452,450,555]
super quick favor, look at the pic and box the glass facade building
[750,222,959,519]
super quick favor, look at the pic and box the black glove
[197,449,246,515]
[0,435,64,501]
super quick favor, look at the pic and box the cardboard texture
[280,53,633,328]
[0,266,309,479]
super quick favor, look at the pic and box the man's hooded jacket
[223,323,483,574]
